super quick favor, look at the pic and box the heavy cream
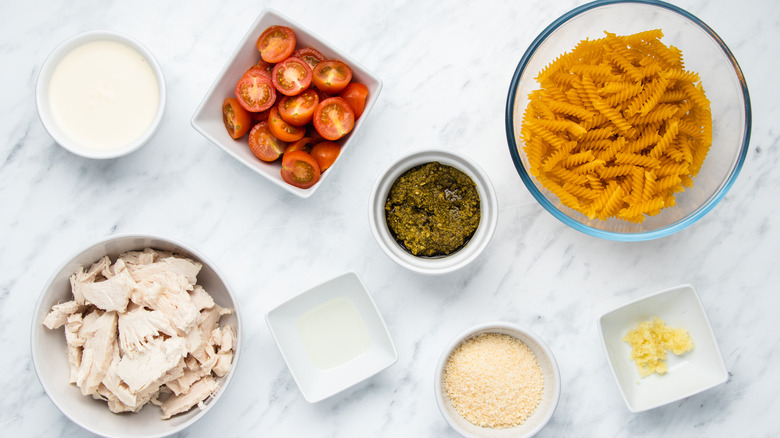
[48,39,159,152]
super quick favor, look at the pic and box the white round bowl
[435,322,560,438]
[31,234,241,438]
[368,149,498,275]
[36,30,167,159]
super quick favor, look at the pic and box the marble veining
[1,0,779,436]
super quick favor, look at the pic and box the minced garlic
[623,316,694,377]
[443,333,544,428]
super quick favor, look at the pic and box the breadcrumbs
[623,316,694,377]
[443,333,544,428]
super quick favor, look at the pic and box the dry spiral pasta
[520,29,712,223]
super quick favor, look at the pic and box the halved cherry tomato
[222,98,253,139]
[284,137,316,155]
[271,57,313,96]
[310,141,342,171]
[242,65,269,80]
[248,121,286,162]
[281,150,321,189]
[252,60,274,76]
[312,60,352,94]
[278,89,319,126]
[251,108,271,122]
[313,97,355,141]
[268,106,306,142]
[306,124,326,144]
[293,47,326,70]
[256,26,295,63]
[312,87,334,103]
[235,70,276,112]
[339,83,368,119]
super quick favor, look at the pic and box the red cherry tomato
[281,150,321,189]
[339,83,368,119]
[313,97,355,141]
[256,26,296,63]
[312,87,334,104]
[242,62,271,80]
[248,121,286,162]
[284,137,316,155]
[312,60,353,94]
[310,141,342,171]
[278,89,319,126]
[306,124,326,144]
[271,57,313,96]
[235,70,276,112]
[251,108,271,122]
[252,60,274,76]
[293,47,326,70]
[268,106,306,142]
[222,98,253,139]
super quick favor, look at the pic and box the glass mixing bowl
[506,0,751,241]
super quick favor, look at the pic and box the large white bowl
[36,30,166,159]
[506,0,750,240]
[368,149,498,275]
[191,8,382,198]
[435,322,561,438]
[31,234,242,438]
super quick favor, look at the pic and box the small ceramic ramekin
[368,149,498,275]
[36,30,166,159]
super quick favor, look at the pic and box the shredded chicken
[43,248,234,419]
[161,375,219,420]
[118,307,177,356]
[42,300,84,329]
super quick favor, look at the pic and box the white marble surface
[1,0,779,436]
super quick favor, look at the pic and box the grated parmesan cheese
[443,333,544,428]
[623,316,694,377]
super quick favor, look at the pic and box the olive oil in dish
[296,297,371,370]
[47,40,159,152]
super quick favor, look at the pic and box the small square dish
[265,272,397,402]
[191,8,382,198]
[598,284,728,412]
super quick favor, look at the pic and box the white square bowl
[191,8,382,198]
[265,272,397,402]
[598,284,728,412]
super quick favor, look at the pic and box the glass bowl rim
[505,0,752,241]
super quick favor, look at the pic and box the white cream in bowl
[36,31,166,159]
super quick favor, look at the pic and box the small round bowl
[368,149,498,275]
[31,234,241,438]
[506,0,751,241]
[36,31,166,159]
[435,322,561,438]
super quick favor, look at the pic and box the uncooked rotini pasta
[520,29,712,223]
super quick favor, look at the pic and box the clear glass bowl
[505,0,751,241]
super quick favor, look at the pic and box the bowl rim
[367,149,499,275]
[30,233,242,438]
[35,30,167,160]
[504,0,752,241]
[433,321,561,437]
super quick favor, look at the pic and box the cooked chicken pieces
[43,248,234,419]
[161,375,219,420]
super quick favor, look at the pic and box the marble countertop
[2,0,778,436]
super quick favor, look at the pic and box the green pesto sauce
[385,162,481,257]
